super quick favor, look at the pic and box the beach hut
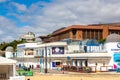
[0,56,17,80]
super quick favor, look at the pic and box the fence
[0,73,6,80]
[100,66,113,71]
[9,76,25,80]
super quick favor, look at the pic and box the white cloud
[11,2,27,11]
[11,0,120,37]
[0,16,15,28]
[0,16,18,42]
[1,0,120,43]
[0,0,7,3]
[0,30,3,35]
[1,36,15,43]
[18,0,120,27]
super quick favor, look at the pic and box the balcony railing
[66,50,107,54]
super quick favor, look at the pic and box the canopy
[0,57,17,65]
[79,39,99,46]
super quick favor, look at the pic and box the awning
[0,57,17,65]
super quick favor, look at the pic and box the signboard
[117,43,120,48]
[17,45,25,48]
[113,53,120,69]
[67,56,70,61]
[111,43,120,51]
[52,47,64,54]
[113,53,120,62]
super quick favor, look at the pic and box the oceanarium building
[9,34,120,72]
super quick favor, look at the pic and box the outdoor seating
[62,66,92,73]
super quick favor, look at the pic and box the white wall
[105,42,120,66]
[5,52,13,58]
[0,65,9,78]
[67,45,79,52]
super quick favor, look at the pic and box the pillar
[76,30,82,40]
[69,31,73,39]
[77,60,80,66]
[72,60,75,66]
[82,61,85,67]
[13,64,16,76]
[103,25,109,39]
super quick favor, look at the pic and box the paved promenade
[25,69,120,80]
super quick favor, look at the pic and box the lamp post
[44,45,48,73]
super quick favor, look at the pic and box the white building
[105,34,120,70]
[5,46,14,58]
[19,32,35,43]
[0,56,16,79]
[13,34,120,72]
[0,57,25,80]
[16,43,38,68]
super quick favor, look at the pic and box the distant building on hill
[19,32,35,43]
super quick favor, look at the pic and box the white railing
[9,76,25,80]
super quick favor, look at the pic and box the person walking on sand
[59,63,64,73]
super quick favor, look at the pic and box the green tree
[0,42,8,51]
[2,54,6,57]
[0,40,26,52]
[98,39,106,44]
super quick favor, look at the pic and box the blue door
[52,62,56,67]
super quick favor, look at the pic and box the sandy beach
[25,72,120,80]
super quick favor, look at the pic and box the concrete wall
[0,65,9,79]
[67,45,79,52]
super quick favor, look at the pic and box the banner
[52,47,64,54]
[113,53,120,62]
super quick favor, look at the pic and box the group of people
[29,65,34,69]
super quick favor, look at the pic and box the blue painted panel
[40,59,43,64]
[113,53,120,62]
[52,62,56,67]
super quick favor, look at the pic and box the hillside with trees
[0,40,25,52]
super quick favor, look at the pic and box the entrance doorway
[52,62,61,69]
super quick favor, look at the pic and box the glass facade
[36,48,44,56]
[82,30,103,40]
[109,30,120,35]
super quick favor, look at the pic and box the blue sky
[0,0,120,43]
[0,0,53,27]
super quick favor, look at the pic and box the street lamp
[44,45,48,73]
